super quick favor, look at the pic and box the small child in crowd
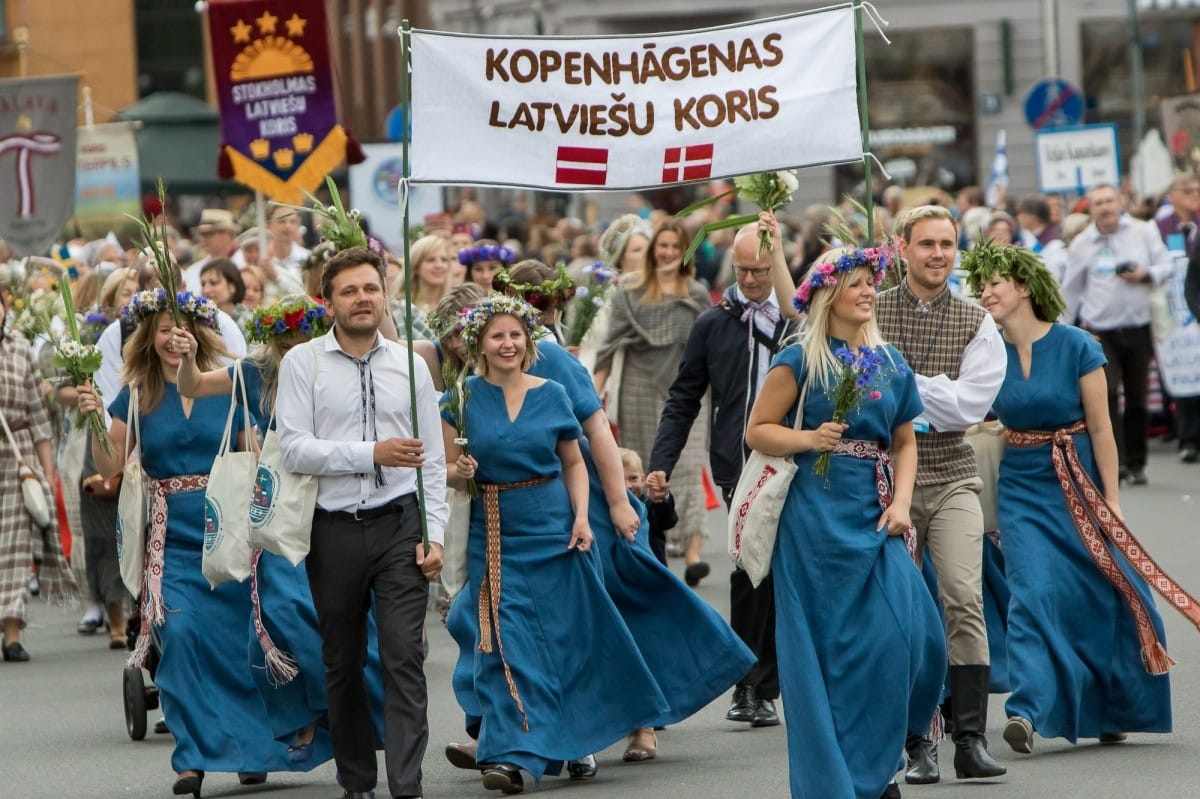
[620,448,677,566]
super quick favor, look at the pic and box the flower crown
[123,289,218,328]
[426,308,466,340]
[492,262,577,311]
[457,293,544,357]
[457,243,516,268]
[792,248,889,314]
[245,298,331,343]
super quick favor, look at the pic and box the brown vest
[877,282,986,486]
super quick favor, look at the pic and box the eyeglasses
[734,266,771,280]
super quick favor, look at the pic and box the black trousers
[1177,395,1200,449]
[723,485,779,700]
[1094,324,1154,471]
[307,494,429,798]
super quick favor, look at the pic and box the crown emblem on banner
[272,148,294,169]
[292,133,313,154]
[15,114,31,132]
[250,138,270,160]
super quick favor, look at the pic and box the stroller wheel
[123,666,148,740]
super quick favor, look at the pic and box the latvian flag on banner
[555,146,608,186]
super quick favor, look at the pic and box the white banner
[409,6,862,190]
[1157,251,1200,398]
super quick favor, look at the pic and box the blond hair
[122,312,230,413]
[99,267,137,309]
[894,205,957,243]
[618,447,643,474]
[796,248,888,396]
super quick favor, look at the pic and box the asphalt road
[4,441,1200,798]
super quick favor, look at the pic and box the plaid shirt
[0,334,54,446]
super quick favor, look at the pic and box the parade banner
[207,0,349,203]
[0,75,79,256]
[74,122,141,240]
[409,6,862,190]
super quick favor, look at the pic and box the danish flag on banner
[663,143,714,183]
[555,146,608,186]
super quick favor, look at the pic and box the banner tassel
[345,128,366,165]
[217,144,234,179]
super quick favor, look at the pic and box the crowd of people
[0,171,1198,799]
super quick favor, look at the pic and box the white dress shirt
[275,329,448,545]
[1062,215,1174,329]
[914,312,1006,433]
[735,286,780,394]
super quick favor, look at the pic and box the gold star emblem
[15,114,31,132]
[255,10,278,35]
[230,18,252,43]
[285,13,307,37]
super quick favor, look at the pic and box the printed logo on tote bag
[249,464,279,528]
[203,497,223,554]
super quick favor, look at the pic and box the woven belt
[128,474,208,669]
[832,439,917,559]
[1007,421,1200,674]
[476,474,552,733]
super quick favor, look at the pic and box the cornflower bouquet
[48,279,114,454]
[79,306,112,344]
[813,345,889,483]
[677,169,800,263]
[565,262,617,346]
[439,360,477,498]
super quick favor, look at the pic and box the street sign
[1024,77,1085,130]
[1033,124,1120,194]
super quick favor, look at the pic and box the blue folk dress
[444,341,753,740]
[231,360,386,754]
[768,343,946,799]
[109,383,299,775]
[994,323,1171,740]
[442,376,669,780]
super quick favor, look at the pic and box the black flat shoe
[1100,732,1128,744]
[684,561,710,587]
[172,770,203,797]
[2,641,29,662]
[567,754,597,781]
[237,772,267,785]
[482,764,524,794]
[154,716,170,735]
[77,616,102,635]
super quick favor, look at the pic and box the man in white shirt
[877,205,1008,786]
[1062,184,1174,484]
[276,246,446,799]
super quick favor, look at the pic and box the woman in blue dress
[78,290,314,797]
[173,294,386,766]
[963,242,1177,753]
[442,295,669,795]
[426,278,753,772]
[745,249,946,799]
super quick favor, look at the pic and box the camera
[1114,261,1136,275]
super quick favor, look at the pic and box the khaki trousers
[910,477,988,666]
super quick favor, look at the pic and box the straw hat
[195,208,241,235]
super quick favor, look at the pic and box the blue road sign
[1024,78,1085,130]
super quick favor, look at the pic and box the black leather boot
[904,734,940,784]
[950,665,1007,779]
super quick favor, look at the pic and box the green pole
[400,19,430,555]
[854,1,875,244]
